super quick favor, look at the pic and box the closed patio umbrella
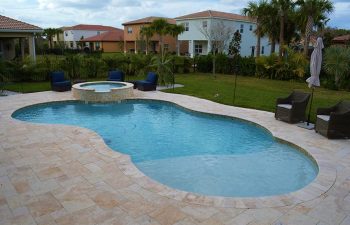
[300,37,324,129]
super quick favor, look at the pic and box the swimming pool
[12,100,318,197]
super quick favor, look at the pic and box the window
[127,27,132,34]
[251,46,255,56]
[202,21,207,29]
[249,25,253,31]
[70,42,73,48]
[240,24,244,33]
[261,46,265,55]
[97,31,100,35]
[65,32,68,36]
[183,22,189,31]
[164,44,169,52]
[96,42,100,50]
[195,44,203,55]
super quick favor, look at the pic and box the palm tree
[140,26,154,55]
[260,3,280,54]
[242,0,269,57]
[272,0,295,58]
[296,0,334,56]
[43,28,57,49]
[55,28,63,48]
[149,18,171,59]
[167,24,185,56]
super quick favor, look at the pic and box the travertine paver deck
[0,90,349,225]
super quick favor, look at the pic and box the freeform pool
[12,100,318,197]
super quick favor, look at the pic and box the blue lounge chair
[136,72,158,91]
[50,71,71,92]
[107,70,125,82]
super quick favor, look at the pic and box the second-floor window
[240,24,244,33]
[261,46,265,55]
[183,22,189,31]
[97,31,100,35]
[249,25,253,31]
[128,27,132,34]
[202,21,207,29]
[65,32,68,36]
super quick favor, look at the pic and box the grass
[3,72,350,122]
[163,73,350,122]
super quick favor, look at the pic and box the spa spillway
[72,81,134,102]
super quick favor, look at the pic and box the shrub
[323,46,350,89]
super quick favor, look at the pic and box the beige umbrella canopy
[307,37,324,88]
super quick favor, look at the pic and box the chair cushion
[108,71,124,81]
[53,81,71,87]
[51,72,65,83]
[136,81,152,85]
[277,104,292,109]
[317,115,330,121]
[146,72,157,84]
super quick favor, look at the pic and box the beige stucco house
[0,15,43,61]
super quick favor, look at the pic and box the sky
[1,0,349,29]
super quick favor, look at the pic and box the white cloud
[0,0,348,29]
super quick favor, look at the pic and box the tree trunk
[271,37,276,54]
[145,37,149,55]
[176,38,180,56]
[279,13,285,59]
[256,30,261,57]
[213,52,216,78]
[303,16,314,56]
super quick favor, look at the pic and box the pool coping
[5,91,337,209]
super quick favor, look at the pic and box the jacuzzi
[72,81,134,102]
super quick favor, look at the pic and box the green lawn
[3,73,350,122]
[163,73,350,122]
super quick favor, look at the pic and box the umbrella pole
[307,87,314,126]
[233,72,237,104]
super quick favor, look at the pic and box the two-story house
[122,16,187,54]
[175,10,278,57]
[57,24,120,49]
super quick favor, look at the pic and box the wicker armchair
[50,71,71,92]
[275,91,311,123]
[315,101,350,139]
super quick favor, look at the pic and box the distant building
[175,10,278,57]
[332,34,350,46]
[122,16,188,54]
[54,24,120,49]
[0,15,43,61]
[80,29,124,52]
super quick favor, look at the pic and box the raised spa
[12,100,318,197]
[72,81,133,102]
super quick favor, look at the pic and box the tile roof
[68,24,119,31]
[175,10,255,23]
[0,15,42,32]
[333,34,350,42]
[80,29,124,42]
[122,16,176,26]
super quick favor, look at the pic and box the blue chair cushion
[108,71,124,81]
[53,81,71,87]
[51,72,65,83]
[146,72,157,84]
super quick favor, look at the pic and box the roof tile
[122,16,176,26]
[175,10,254,22]
[81,29,124,42]
[0,15,42,31]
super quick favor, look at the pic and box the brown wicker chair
[275,91,311,123]
[315,101,350,139]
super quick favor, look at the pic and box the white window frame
[127,27,132,34]
[202,21,207,29]
[195,44,203,55]
[240,24,244,33]
[183,22,189,31]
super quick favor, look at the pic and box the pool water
[81,83,125,92]
[13,100,318,197]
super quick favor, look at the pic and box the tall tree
[149,18,171,59]
[43,28,57,49]
[228,30,242,57]
[272,0,295,58]
[167,24,185,56]
[140,26,154,55]
[55,28,63,48]
[200,20,234,77]
[260,3,280,54]
[242,0,269,57]
[296,0,334,56]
